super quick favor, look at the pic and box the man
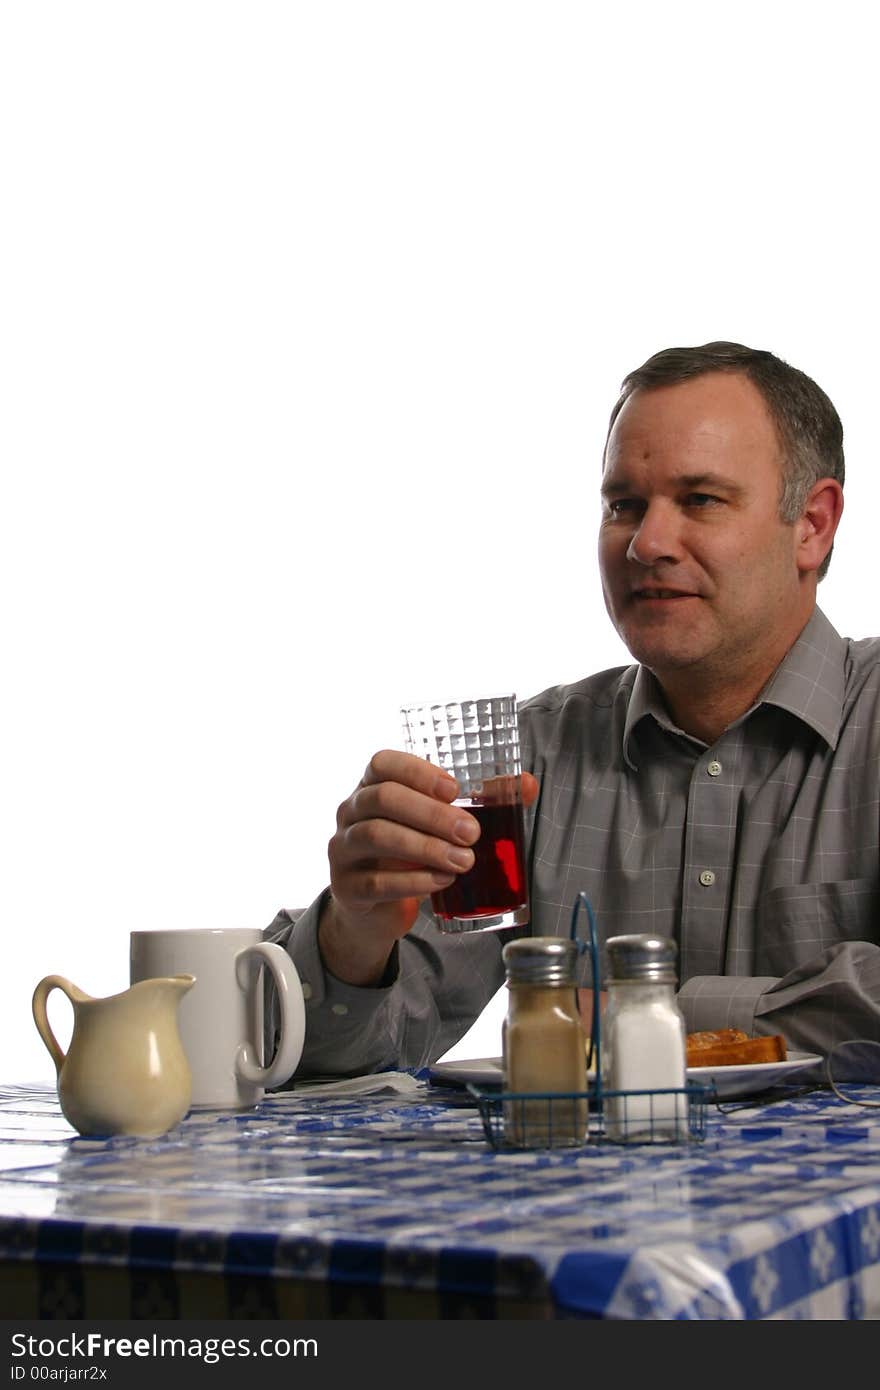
[270,341,880,1078]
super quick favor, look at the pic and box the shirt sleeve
[263,894,506,1080]
[678,941,880,1056]
[677,973,779,1035]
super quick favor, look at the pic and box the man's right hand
[319,750,481,986]
[319,750,538,987]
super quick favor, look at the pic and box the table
[1,1077,880,1320]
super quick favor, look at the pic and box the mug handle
[233,943,305,1088]
[32,975,86,1076]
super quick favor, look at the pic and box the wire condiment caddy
[468,892,709,1151]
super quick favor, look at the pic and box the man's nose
[626,502,683,566]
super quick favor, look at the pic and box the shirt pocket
[756,878,880,975]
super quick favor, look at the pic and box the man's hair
[605,341,845,579]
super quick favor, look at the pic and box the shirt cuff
[267,891,400,1007]
[264,893,408,1079]
[677,975,780,1034]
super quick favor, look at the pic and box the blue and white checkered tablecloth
[1,1079,879,1319]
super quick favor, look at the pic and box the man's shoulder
[845,631,880,668]
[520,664,637,719]
[843,631,880,707]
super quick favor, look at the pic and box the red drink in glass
[431,797,528,927]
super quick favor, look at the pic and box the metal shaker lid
[604,933,678,983]
[502,936,578,986]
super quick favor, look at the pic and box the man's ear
[796,478,844,575]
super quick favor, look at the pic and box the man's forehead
[603,373,783,475]
[606,415,738,461]
[609,372,778,440]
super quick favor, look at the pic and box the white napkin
[291,1071,423,1099]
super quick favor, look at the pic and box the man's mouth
[631,588,698,600]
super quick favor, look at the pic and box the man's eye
[607,498,640,516]
[685,493,720,508]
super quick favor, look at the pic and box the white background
[2,2,877,1083]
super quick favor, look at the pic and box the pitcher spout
[167,973,196,996]
[129,972,196,1001]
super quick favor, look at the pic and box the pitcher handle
[234,943,306,1088]
[32,975,86,1076]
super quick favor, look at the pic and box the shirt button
[331,1003,349,1016]
[707,760,722,777]
[699,870,716,887]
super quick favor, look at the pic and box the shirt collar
[758,606,845,749]
[622,605,846,769]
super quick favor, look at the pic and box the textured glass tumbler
[401,694,530,933]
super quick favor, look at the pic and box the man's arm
[261,748,487,1077]
[678,941,880,1058]
[264,896,505,1079]
[263,751,539,1080]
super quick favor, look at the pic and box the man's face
[599,372,810,694]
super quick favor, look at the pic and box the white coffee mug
[130,928,305,1110]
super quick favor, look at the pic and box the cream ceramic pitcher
[32,974,195,1138]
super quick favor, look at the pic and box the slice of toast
[686,1030,787,1068]
[687,1028,750,1052]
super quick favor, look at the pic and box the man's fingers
[341,818,476,876]
[346,865,456,907]
[340,780,480,845]
[360,752,538,809]
[359,749,459,800]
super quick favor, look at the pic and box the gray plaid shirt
[270,606,880,1077]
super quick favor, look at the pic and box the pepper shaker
[502,936,588,1149]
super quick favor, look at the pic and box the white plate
[428,1057,505,1088]
[428,1051,823,1101]
[687,1052,823,1100]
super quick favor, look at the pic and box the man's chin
[618,629,710,674]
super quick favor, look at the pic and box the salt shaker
[601,934,687,1142]
[501,936,588,1149]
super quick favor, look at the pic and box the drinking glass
[401,693,529,932]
